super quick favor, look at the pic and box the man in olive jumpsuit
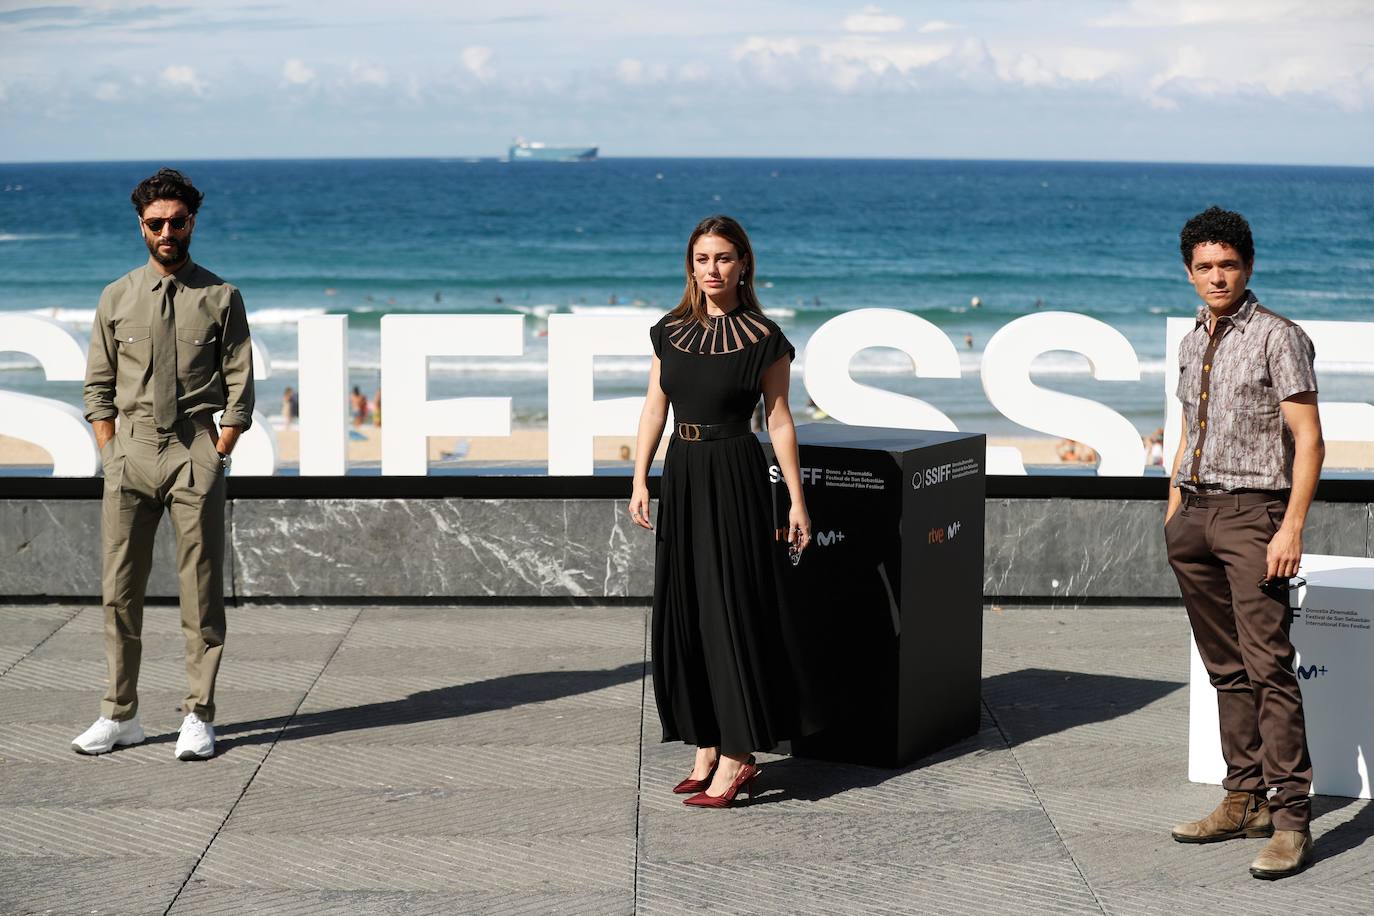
[74,168,254,760]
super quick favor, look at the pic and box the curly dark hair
[130,168,204,216]
[1179,206,1254,268]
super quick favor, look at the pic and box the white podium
[1188,554,1374,799]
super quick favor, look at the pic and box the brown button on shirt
[1174,291,1316,492]
[83,261,256,429]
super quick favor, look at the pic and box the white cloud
[282,59,316,86]
[92,81,122,102]
[997,47,1126,87]
[918,20,958,34]
[348,60,389,88]
[677,61,710,83]
[158,65,205,96]
[1093,0,1311,27]
[616,58,644,84]
[843,5,905,34]
[1143,40,1372,111]
[736,37,804,59]
[461,46,494,81]
[736,35,988,92]
[615,58,676,86]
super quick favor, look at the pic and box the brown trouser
[100,414,226,723]
[1165,489,1312,830]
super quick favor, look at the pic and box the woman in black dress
[628,215,820,808]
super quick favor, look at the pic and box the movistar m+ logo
[928,520,962,544]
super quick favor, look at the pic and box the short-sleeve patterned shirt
[1174,291,1317,493]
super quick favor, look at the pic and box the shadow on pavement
[749,668,1183,805]
[163,662,645,752]
[981,667,1184,747]
[1313,789,1374,864]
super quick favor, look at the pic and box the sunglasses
[141,215,192,233]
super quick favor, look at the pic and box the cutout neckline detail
[666,310,773,355]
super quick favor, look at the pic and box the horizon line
[2,154,1372,170]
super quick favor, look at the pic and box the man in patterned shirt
[1165,207,1324,880]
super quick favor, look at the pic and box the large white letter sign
[803,309,961,431]
[297,315,349,476]
[0,314,98,476]
[1165,317,1374,471]
[380,314,524,475]
[982,312,1145,476]
[547,314,664,476]
[1294,319,1374,455]
[220,337,278,475]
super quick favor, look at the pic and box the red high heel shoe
[683,756,759,808]
[673,759,719,794]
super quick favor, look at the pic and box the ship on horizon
[507,138,598,162]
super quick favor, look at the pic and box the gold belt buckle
[677,422,702,441]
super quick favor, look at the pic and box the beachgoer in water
[350,386,368,427]
[1145,427,1165,466]
[281,386,298,429]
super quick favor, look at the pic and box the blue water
[2,158,1372,433]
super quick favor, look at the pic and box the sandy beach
[3,426,1372,471]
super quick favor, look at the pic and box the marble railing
[2,498,1370,601]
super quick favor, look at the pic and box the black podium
[763,424,986,768]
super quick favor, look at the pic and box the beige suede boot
[1171,790,1273,843]
[1249,829,1313,879]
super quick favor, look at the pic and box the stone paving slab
[0,602,1370,915]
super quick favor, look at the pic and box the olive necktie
[153,277,178,429]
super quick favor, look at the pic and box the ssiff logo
[912,463,954,490]
[769,465,823,485]
[928,520,962,544]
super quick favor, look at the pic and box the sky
[2,0,1372,165]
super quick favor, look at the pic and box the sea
[2,157,1371,439]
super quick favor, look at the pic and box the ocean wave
[840,352,1170,377]
[567,305,663,318]
[0,232,79,242]
[17,307,97,325]
[1316,360,1374,375]
[6,352,1374,381]
[510,304,562,317]
[0,297,1178,329]
[248,307,329,325]
[12,304,330,328]
[295,352,1183,378]
[0,358,43,371]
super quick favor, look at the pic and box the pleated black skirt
[651,433,826,755]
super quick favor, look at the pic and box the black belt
[1182,489,1287,508]
[673,421,753,442]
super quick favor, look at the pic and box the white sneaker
[72,716,145,755]
[175,712,216,760]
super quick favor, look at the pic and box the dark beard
[145,234,189,267]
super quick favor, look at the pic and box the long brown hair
[669,215,764,327]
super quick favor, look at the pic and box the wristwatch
[218,452,232,471]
